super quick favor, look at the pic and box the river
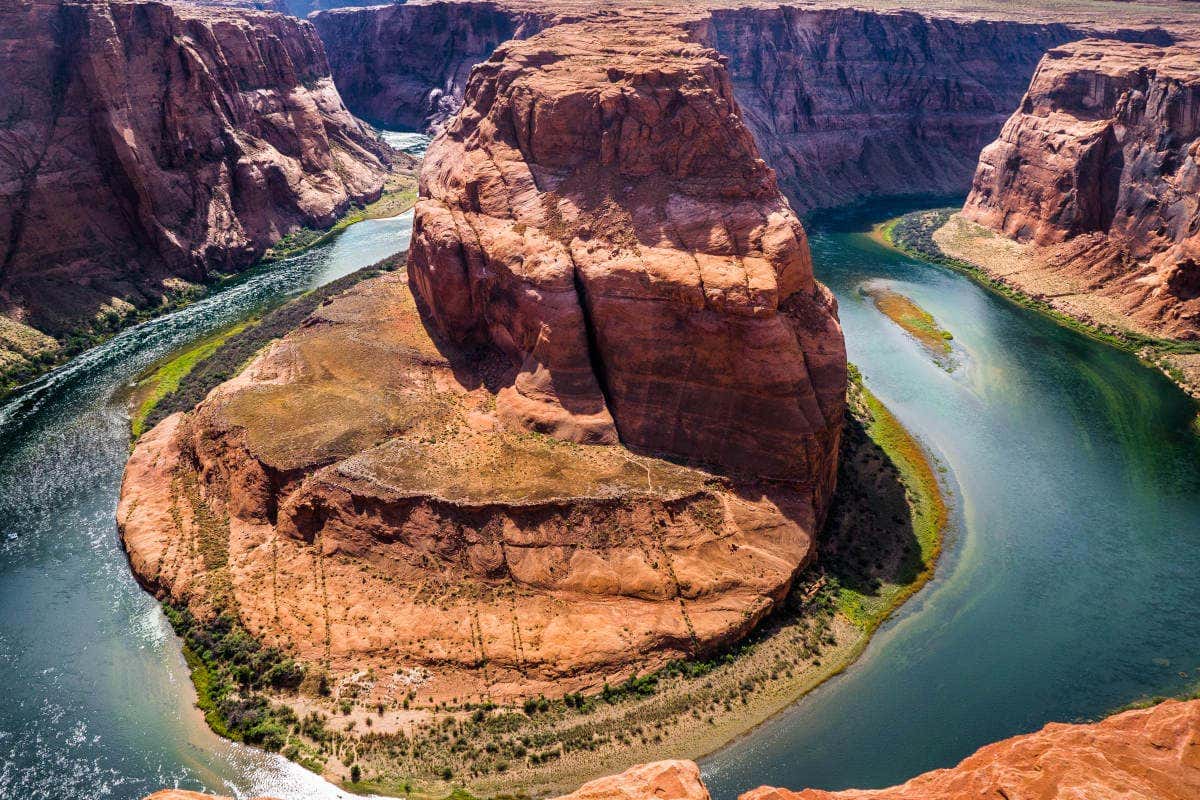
[0,211,414,800]
[701,202,1200,796]
[1,198,1197,800]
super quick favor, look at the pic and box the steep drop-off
[963,39,1200,340]
[0,0,390,373]
[314,3,1172,211]
[119,18,845,706]
[312,2,568,132]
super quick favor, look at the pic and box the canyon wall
[312,2,569,132]
[963,39,1200,339]
[693,9,1085,210]
[0,0,389,342]
[314,3,1171,211]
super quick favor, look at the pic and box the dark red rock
[0,0,390,337]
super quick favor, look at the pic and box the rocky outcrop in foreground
[119,18,844,702]
[964,40,1200,339]
[144,699,1200,799]
[0,0,389,345]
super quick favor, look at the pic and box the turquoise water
[701,202,1200,796]
[1,196,1198,799]
[0,211,414,800]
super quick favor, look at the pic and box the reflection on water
[701,201,1200,796]
[0,208,417,800]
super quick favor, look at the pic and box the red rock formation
[314,3,1171,211]
[964,40,1200,339]
[410,19,846,488]
[746,698,1200,800]
[119,16,845,703]
[141,699,1200,799]
[693,9,1087,211]
[312,2,567,132]
[0,0,389,339]
[553,760,711,800]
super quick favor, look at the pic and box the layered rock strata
[410,19,846,486]
[312,2,568,132]
[963,39,1200,339]
[314,2,1172,211]
[120,17,845,702]
[0,0,389,344]
[142,699,1200,799]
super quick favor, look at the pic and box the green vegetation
[131,252,407,438]
[165,603,304,750]
[882,209,1200,360]
[827,364,947,629]
[861,285,954,366]
[129,322,250,437]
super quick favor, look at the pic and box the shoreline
[874,209,1200,402]
[0,184,418,409]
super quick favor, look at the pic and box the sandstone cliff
[312,2,567,132]
[0,0,389,351]
[119,17,844,703]
[314,3,1171,212]
[963,39,1200,339]
[693,9,1085,210]
[141,699,1200,799]
[410,19,846,486]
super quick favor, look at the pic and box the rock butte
[118,17,846,703]
[143,699,1200,799]
[0,0,390,368]
[964,38,1200,340]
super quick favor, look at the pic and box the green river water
[0,198,1197,799]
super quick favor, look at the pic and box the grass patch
[132,251,408,438]
[129,321,250,438]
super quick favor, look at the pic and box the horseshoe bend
[0,0,1197,797]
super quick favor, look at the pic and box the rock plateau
[119,17,845,704]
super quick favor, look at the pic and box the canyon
[961,39,1200,341]
[143,699,1200,799]
[0,0,394,390]
[0,0,1193,798]
[312,2,1175,211]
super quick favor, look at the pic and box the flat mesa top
[210,270,713,505]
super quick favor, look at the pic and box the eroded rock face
[410,20,846,489]
[964,40,1200,339]
[694,10,1085,211]
[314,3,1170,212]
[120,17,846,703]
[312,2,567,132]
[0,0,389,337]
